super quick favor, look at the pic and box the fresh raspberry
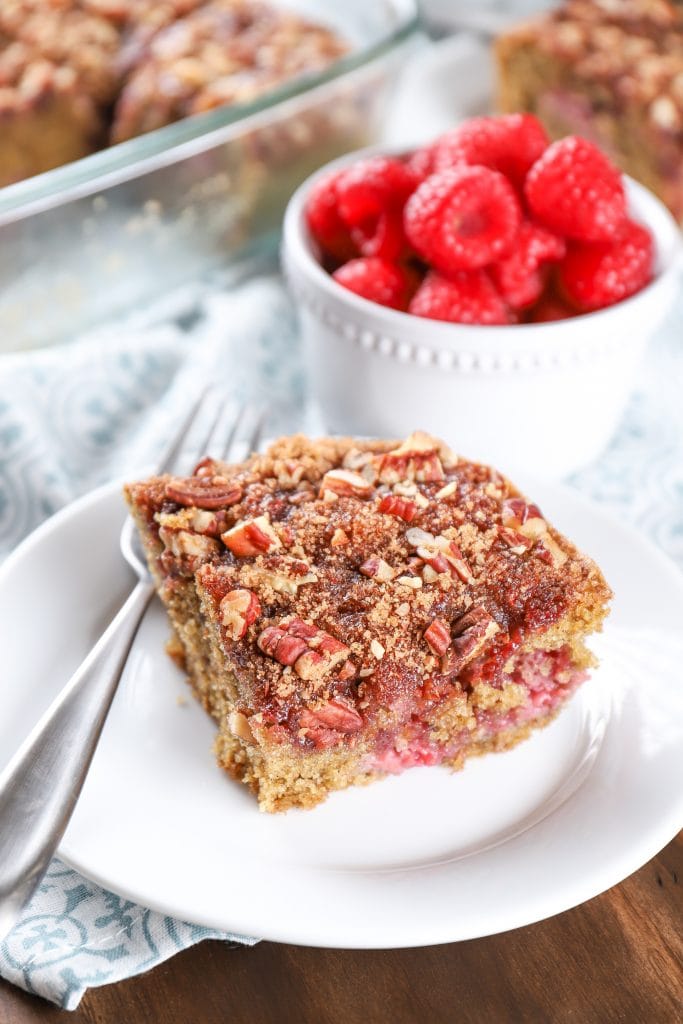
[406,143,438,181]
[304,171,356,264]
[525,136,627,242]
[408,270,511,325]
[432,114,549,189]
[557,220,654,311]
[490,221,566,309]
[350,207,406,262]
[332,257,416,310]
[335,157,416,261]
[529,292,575,323]
[403,165,522,273]
[336,156,417,225]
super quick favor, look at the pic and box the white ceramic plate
[1,480,682,948]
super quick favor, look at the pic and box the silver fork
[0,392,264,940]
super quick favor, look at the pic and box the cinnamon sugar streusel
[125,432,611,812]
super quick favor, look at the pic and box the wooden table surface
[1,834,681,1023]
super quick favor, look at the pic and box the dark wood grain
[1,835,681,1024]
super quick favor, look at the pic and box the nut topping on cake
[319,468,373,498]
[406,528,474,583]
[299,699,363,747]
[257,617,350,681]
[378,494,417,522]
[498,525,534,554]
[376,431,446,484]
[165,477,242,510]
[502,498,548,539]
[443,607,501,674]
[219,588,262,640]
[158,526,220,562]
[424,617,452,657]
[359,556,396,581]
[222,515,282,556]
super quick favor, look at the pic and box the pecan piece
[300,699,362,734]
[222,515,281,556]
[502,498,547,539]
[376,431,445,484]
[535,534,568,569]
[359,556,396,582]
[220,588,261,640]
[405,528,473,584]
[158,526,219,562]
[498,525,533,555]
[443,608,500,674]
[257,626,308,666]
[424,617,451,657]
[258,617,350,681]
[165,477,242,510]
[319,468,373,499]
[228,710,255,744]
[378,494,417,522]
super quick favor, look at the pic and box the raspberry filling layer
[366,645,587,775]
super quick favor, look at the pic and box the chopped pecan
[535,534,568,569]
[378,494,417,522]
[257,617,350,681]
[222,515,282,556]
[165,476,242,510]
[442,608,500,674]
[156,506,220,536]
[405,528,474,583]
[498,525,533,555]
[319,468,373,498]
[219,588,261,640]
[435,480,457,500]
[301,700,362,733]
[376,431,445,484]
[273,458,305,488]
[342,448,379,485]
[359,556,396,582]
[370,638,385,660]
[228,710,255,744]
[257,626,308,666]
[502,498,547,539]
[158,526,220,562]
[424,617,451,657]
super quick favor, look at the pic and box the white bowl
[282,153,681,479]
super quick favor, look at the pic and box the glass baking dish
[0,0,420,352]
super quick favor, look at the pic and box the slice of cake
[495,0,683,222]
[110,0,348,143]
[125,433,611,812]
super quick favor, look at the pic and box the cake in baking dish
[125,432,611,812]
[0,0,346,186]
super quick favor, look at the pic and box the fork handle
[0,578,155,940]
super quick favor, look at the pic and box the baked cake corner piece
[494,0,683,221]
[124,431,612,813]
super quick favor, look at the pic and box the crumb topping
[506,0,683,131]
[126,432,611,750]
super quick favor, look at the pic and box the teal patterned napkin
[1,272,682,1010]
[0,862,256,1010]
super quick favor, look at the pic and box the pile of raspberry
[304,114,655,325]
